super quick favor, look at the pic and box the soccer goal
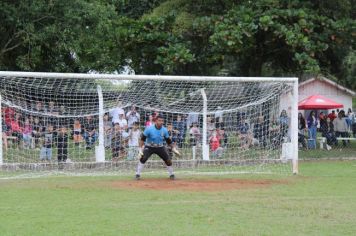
[0,71,298,175]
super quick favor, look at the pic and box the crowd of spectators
[3,99,354,162]
[298,108,355,149]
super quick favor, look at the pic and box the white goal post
[0,71,298,174]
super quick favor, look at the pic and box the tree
[0,0,354,90]
[123,0,355,88]
[0,0,122,72]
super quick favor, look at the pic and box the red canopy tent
[298,95,344,110]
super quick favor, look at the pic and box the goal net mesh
[0,74,296,175]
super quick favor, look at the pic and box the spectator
[346,108,353,132]
[145,115,154,127]
[9,113,22,146]
[111,123,129,161]
[253,115,268,148]
[2,120,8,151]
[3,106,15,127]
[321,117,336,146]
[209,129,224,158]
[166,123,179,158]
[115,113,128,130]
[333,111,349,147]
[173,115,186,148]
[189,123,201,146]
[40,124,54,161]
[83,115,98,149]
[298,113,307,149]
[73,119,83,147]
[279,110,289,138]
[327,110,337,121]
[103,114,112,148]
[207,116,216,136]
[151,110,159,122]
[307,111,318,147]
[319,112,326,130]
[32,117,44,148]
[269,117,281,148]
[127,122,141,160]
[47,101,59,115]
[168,123,179,145]
[217,128,228,148]
[22,118,33,149]
[238,117,253,149]
[126,105,140,129]
[187,112,199,129]
[56,125,68,165]
[110,100,125,123]
[215,106,224,129]
[351,110,356,138]
[34,101,46,113]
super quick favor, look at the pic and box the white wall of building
[280,79,354,116]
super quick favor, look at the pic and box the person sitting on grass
[40,124,54,162]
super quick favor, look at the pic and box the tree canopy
[0,0,355,89]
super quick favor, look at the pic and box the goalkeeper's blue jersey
[143,125,169,146]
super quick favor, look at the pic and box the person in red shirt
[209,129,224,158]
[327,110,337,121]
[9,114,22,146]
[3,107,15,126]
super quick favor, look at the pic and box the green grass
[300,139,356,159]
[1,161,356,236]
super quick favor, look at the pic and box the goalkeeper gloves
[138,147,144,159]
[171,147,181,156]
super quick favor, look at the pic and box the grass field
[1,161,356,236]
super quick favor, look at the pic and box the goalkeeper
[135,115,180,180]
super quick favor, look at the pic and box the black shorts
[140,146,171,165]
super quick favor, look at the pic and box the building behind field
[280,76,356,114]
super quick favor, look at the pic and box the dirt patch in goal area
[110,178,288,192]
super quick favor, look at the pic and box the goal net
[0,72,298,176]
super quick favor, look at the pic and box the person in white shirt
[187,112,199,129]
[215,106,224,128]
[115,113,128,130]
[126,105,140,129]
[127,122,141,160]
[110,100,125,124]
[333,111,349,147]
